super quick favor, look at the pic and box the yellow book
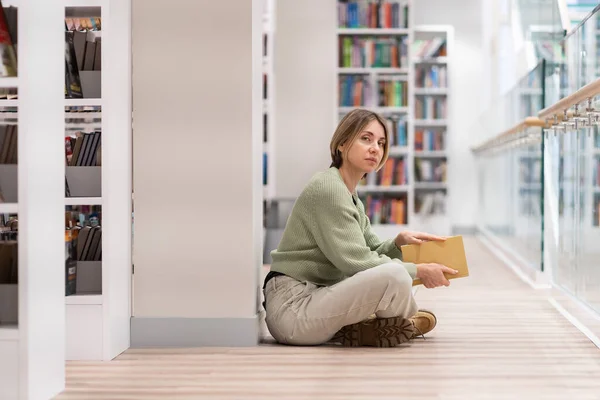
[401,235,470,286]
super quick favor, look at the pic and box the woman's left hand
[395,231,448,247]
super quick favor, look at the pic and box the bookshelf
[412,26,451,236]
[0,16,19,397]
[262,0,275,241]
[336,1,452,238]
[337,0,412,239]
[0,6,131,393]
[63,0,132,362]
[263,0,275,202]
[0,0,70,398]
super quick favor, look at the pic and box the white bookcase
[410,25,452,236]
[62,0,132,362]
[0,1,67,398]
[335,0,452,238]
[263,0,275,201]
[336,0,414,241]
[0,0,132,396]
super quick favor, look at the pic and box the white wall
[415,0,483,231]
[274,0,337,199]
[131,0,261,344]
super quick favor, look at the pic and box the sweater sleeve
[307,182,415,278]
[363,217,417,279]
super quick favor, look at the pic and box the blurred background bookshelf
[412,26,450,236]
[0,1,19,395]
[263,0,275,214]
[337,0,413,239]
[336,0,452,237]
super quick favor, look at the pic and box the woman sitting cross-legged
[263,108,457,347]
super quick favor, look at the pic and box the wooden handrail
[538,77,600,120]
[471,117,547,153]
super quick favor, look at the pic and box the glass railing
[541,5,600,314]
[475,4,600,318]
[516,0,566,65]
[474,60,547,277]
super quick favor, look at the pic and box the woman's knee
[265,313,330,346]
[371,262,413,292]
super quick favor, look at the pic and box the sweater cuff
[402,262,418,280]
[385,238,404,260]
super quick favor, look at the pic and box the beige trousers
[263,263,418,345]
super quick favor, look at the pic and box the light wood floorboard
[55,237,600,399]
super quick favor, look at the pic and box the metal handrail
[538,77,600,122]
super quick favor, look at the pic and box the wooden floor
[55,237,600,399]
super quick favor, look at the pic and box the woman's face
[341,120,386,174]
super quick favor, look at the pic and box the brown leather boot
[410,309,437,338]
[331,316,415,347]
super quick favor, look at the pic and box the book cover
[65,31,83,98]
[401,235,469,286]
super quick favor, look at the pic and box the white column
[131,0,261,346]
[18,0,65,398]
[274,0,337,199]
[102,0,133,359]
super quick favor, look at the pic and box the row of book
[0,88,16,100]
[338,1,409,29]
[65,15,102,98]
[415,191,446,215]
[65,131,102,166]
[65,208,101,260]
[415,158,446,183]
[65,220,102,296]
[65,17,101,32]
[0,213,17,284]
[377,78,408,107]
[375,157,407,186]
[263,74,268,100]
[338,36,408,68]
[415,65,447,88]
[413,38,446,59]
[594,195,600,227]
[66,206,101,228]
[263,34,268,57]
[0,239,17,284]
[363,196,407,225]
[66,16,102,72]
[339,75,370,107]
[383,117,407,147]
[66,225,102,262]
[66,30,102,72]
[263,153,268,185]
[0,125,17,164]
[339,75,409,108]
[415,129,445,152]
[263,113,268,142]
[415,97,446,120]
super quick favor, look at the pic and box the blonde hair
[330,109,389,171]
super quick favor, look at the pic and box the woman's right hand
[416,263,458,288]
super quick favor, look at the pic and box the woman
[263,109,457,347]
